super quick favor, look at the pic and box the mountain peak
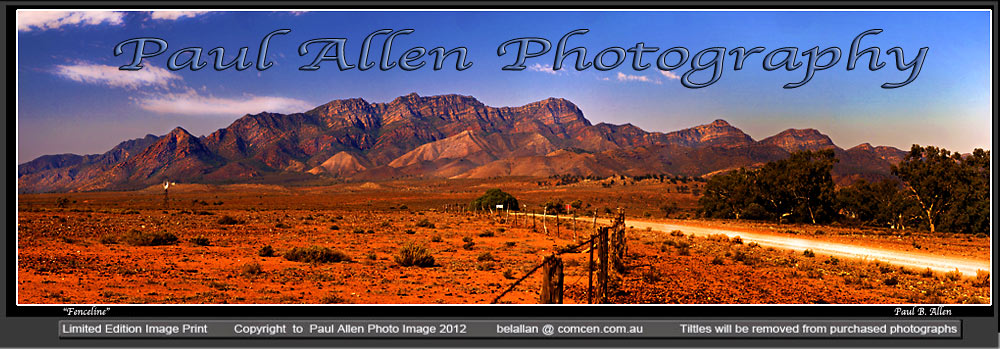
[529,97,575,108]
[168,126,192,137]
[775,128,823,137]
[710,119,731,127]
[664,118,754,148]
[513,97,588,127]
[760,128,836,152]
[391,92,422,104]
[850,142,874,151]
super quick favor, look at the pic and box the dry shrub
[190,235,211,246]
[676,246,690,256]
[462,237,475,250]
[415,219,435,228]
[258,245,276,257]
[973,270,990,287]
[99,234,118,245]
[124,230,178,246]
[707,234,728,242]
[642,267,663,283]
[240,263,263,278]
[944,269,963,282]
[284,246,350,263]
[711,255,725,265]
[216,215,244,225]
[394,242,435,267]
[320,293,346,304]
[476,252,495,262]
[476,261,496,271]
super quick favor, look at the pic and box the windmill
[163,180,175,208]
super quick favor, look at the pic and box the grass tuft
[394,242,436,267]
[283,246,351,263]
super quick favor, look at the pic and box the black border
[5,0,997,322]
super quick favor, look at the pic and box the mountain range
[18,93,908,193]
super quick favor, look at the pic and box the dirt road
[519,213,991,276]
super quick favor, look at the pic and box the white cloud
[17,11,124,32]
[527,63,563,75]
[53,62,181,89]
[149,11,210,20]
[616,72,661,85]
[660,70,681,80]
[136,89,313,116]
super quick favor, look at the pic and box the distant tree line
[544,173,708,187]
[698,146,990,235]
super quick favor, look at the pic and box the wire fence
[490,208,628,304]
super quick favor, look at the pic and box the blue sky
[16,10,992,162]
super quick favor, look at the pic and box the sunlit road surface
[515,213,990,276]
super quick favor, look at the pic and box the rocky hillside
[18,93,907,193]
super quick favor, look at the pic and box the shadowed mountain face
[18,93,907,193]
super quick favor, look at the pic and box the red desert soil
[16,178,991,304]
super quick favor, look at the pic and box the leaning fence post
[540,255,564,304]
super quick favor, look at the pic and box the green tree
[542,199,566,214]
[469,189,520,212]
[837,179,916,229]
[698,168,758,220]
[943,148,990,235]
[897,147,991,234]
[758,149,839,224]
[698,150,839,224]
[890,145,988,233]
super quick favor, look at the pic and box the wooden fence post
[555,212,560,237]
[597,227,609,303]
[588,234,594,304]
[593,210,597,230]
[572,213,576,239]
[611,226,626,275]
[540,255,564,304]
[542,207,548,235]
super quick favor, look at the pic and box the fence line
[490,208,628,304]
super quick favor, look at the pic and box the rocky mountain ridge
[18,93,908,193]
